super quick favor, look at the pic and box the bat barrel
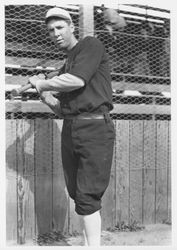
[11,83,32,97]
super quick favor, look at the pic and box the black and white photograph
[2,0,175,248]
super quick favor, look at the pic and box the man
[96,8,132,74]
[28,7,115,246]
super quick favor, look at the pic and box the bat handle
[11,83,32,96]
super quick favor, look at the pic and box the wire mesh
[5,4,170,121]
[94,4,170,121]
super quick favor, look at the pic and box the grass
[107,220,145,232]
[35,231,67,246]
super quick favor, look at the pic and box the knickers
[61,114,115,215]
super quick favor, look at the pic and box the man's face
[47,19,74,51]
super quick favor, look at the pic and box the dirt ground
[7,223,171,246]
[66,224,172,246]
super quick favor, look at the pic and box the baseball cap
[45,7,72,23]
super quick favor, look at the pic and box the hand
[28,73,46,88]
[39,91,51,103]
[39,91,63,118]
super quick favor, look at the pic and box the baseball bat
[11,83,33,97]
[10,58,50,97]
[11,70,60,97]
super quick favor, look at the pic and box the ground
[7,223,171,246]
[66,224,172,246]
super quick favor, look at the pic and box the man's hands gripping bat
[11,71,59,97]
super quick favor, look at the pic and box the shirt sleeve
[68,37,105,84]
[35,73,84,93]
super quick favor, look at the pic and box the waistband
[63,113,110,120]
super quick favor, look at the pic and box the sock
[79,215,88,246]
[83,228,88,246]
[81,210,101,246]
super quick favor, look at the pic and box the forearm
[36,73,84,93]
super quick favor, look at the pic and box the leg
[81,210,101,246]
[61,119,78,200]
[62,117,115,246]
[79,216,88,246]
[72,118,115,245]
[61,120,102,246]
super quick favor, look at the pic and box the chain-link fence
[5,3,171,245]
[5,4,170,120]
[94,4,170,121]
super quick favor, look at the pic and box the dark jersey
[58,36,113,115]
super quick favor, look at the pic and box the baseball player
[28,7,115,246]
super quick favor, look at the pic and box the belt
[63,113,109,120]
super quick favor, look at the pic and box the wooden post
[6,119,18,243]
[115,120,130,225]
[129,120,144,224]
[16,119,36,244]
[35,119,53,235]
[79,4,94,39]
[142,120,156,224]
[155,120,169,223]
